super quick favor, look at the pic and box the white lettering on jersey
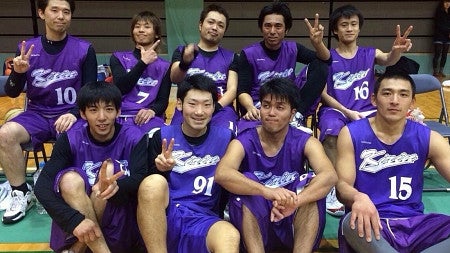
[258,68,294,84]
[333,68,370,90]
[359,149,419,173]
[83,161,102,186]
[172,150,220,173]
[137,77,158,87]
[187,68,227,82]
[254,170,299,188]
[31,68,78,88]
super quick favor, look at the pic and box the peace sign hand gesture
[392,25,413,53]
[139,40,160,65]
[13,41,34,74]
[304,13,325,47]
[155,138,176,172]
[93,158,124,200]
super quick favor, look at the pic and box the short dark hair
[77,81,122,112]
[200,4,230,31]
[37,0,75,14]
[130,11,163,46]
[258,1,292,31]
[374,71,416,98]
[259,77,300,110]
[329,5,364,40]
[177,74,218,104]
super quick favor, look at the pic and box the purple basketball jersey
[325,47,377,112]
[348,119,430,218]
[180,45,234,98]
[161,125,232,213]
[67,124,143,186]
[237,126,310,188]
[113,51,170,115]
[22,36,90,116]
[243,41,297,106]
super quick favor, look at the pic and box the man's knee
[207,221,240,251]
[138,174,168,204]
[59,171,86,197]
[0,122,28,146]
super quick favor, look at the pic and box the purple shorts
[9,110,84,149]
[170,105,237,133]
[166,201,222,253]
[117,115,166,135]
[229,172,325,252]
[317,107,349,141]
[50,167,144,253]
[339,212,450,253]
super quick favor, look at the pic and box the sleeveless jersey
[22,36,90,116]
[237,126,310,188]
[180,45,234,99]
[161,125,232,213]
[66,124,142,186]
[348,119,430,218]
[326,47,377,112]
[243,41,297,105]
[113,51,170,115]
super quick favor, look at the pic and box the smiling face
[38,0,72,40]
[262,14,287,50]
[177,89,214,137]
[133,19,157,48]
[334,15,360,44]
[199,11,227,47]
[81,101,120,142]
[372,78,415,123]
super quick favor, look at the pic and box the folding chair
[410,74,450,175]
[410,74,450,140]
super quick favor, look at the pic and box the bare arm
[375,25,413,66]
[335,127,382,242]
[297,136,337,205]
[321,86,366,121]
[218,70,237,108]
[428,130,450,181]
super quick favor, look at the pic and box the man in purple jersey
[170,4,239,133]
[215,78,337,252]
[35,81,146,253]
[0,0,97,224]
[110,11,171,135]
[336,72,450,253]
[236,1,330,133]
[320,5,413,217]
[136,74,239,253]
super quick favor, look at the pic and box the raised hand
[139,39,160,65]
[182,43,198,66]
[94,158,124,199]
[13,41,34,73]
[392,25,413,52]
[304,13,325,46]
[155,138,176,172]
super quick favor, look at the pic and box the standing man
[170,4,238,133]
[35,81,146,253]
[215,78,337,253]
[110,11,171,134]
[0,0,97,224]
[237,1,330,133]
[318,5,413,216]
[136,74,240,253]
[336,72,450,253]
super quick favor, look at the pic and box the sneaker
[290,113,313,135]
[2,190,34,224]
[326,187,345,217]
[0,192,12,211]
